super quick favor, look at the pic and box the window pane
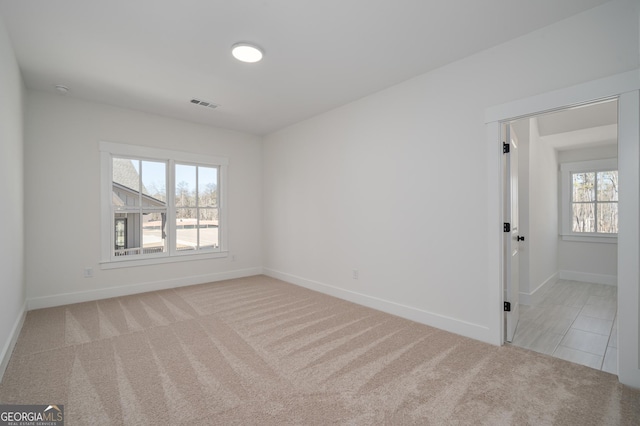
[175,164,196,207]
[199,208,219,249]
[198,167,218,207]
[113,158,140,209]
[141,160,167,203]
[572,172,594,202]
[176,208,197,251]
[142,210,166,254]
[572,203,595,233]
[597,203,618,233]
[597,171,618,202]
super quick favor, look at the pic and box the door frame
[485,69,640,388]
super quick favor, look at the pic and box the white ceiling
[537,99,618,137]
[537,99,618,150]
[0,0,611,135]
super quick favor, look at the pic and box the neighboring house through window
[100,142,228,267]
[112,157,167,256]
[114,218,127,251]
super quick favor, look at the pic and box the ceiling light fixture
[231,42,264,63]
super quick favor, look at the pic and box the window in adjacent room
[560,158,617,242]
[571,170,618,233]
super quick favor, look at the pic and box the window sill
[560,234,617,244]
[100,250,229,269]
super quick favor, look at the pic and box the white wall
[24,91,263,307]
[0,15,26,377]
[557,144,617,163]
[557,145,618,284]
[528,118,559,295]
[513,117,561,304]
[262,1,638,343]
[514,128,618,304]
[559,241,617,282]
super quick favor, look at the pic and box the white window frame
[99,141,229,268]
[560,158,617,243]
[173,162,221,255]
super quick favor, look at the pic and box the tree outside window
[571,170,618,234]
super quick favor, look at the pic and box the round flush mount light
[231,42,264,63]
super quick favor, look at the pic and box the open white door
[504,123,520,343]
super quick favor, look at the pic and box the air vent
[190,98,219,109]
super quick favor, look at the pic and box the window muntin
[570,170,618,234]
[100,142,228,266]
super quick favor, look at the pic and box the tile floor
[510,279,617,374]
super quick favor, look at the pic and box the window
[571,170,618,233]
[100,142,228,267]
[175,164,219,252]
[560,159,617,242]
[112,157,168,256]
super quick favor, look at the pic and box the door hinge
[503,223,510,232]
[503,142,510,154]
[504,301,511,312]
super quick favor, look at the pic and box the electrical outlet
[352,269,359,280]
[83,267,94,278]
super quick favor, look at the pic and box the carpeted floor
[1,275,639,425]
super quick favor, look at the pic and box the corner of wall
[519,271,558,306]
[0,302,26,382]
[0,11,27,383]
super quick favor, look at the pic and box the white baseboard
[27,267,263,310]
[519,272,559,306]
[263,268,494,345]
[559,270,617,286]
[1,302,27,382]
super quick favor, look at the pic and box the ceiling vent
[190,98,219,109]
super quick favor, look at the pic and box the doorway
[487,71,640,388]
[504,99,619,372]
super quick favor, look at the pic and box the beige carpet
[1,275,638,425]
